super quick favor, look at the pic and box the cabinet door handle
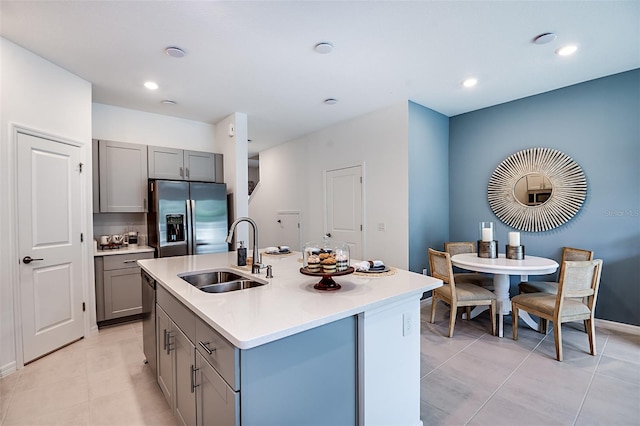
[123,260,137,264]
[164,330,174,355]
[185,167,190,178]
[163,329,168,352]
[190,365,200,393]
[199,341,216,355]
[179,166,184,177]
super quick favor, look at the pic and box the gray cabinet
[95,251,153,322]
[95,139,148,212]
[196,351,239,426]
[148,145,223,182]
[156,287,199,426]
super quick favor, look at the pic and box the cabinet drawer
[157,285,196,342]
[195,317,239,391]
[103,251,153,271]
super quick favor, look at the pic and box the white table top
[451,253,559,276]
[138,251,442,349]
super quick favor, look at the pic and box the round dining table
[450,253,559,337]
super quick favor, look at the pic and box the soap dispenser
[237,241,247,266]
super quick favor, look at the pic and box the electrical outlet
[403,312,412,336]
[377,222,386,231]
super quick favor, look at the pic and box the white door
[17,132,84,363]
[325,166,363,259]
[277,211,301,251]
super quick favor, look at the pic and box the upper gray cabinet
[148,146,223,182]
[95,139,148,213]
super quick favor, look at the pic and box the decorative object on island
[302,236,352,290]
[477,221,497,258]
[506,231,525,260]
[487,147,587,232]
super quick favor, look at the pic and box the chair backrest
[556,259,603,312]
[444,242,476,257]
[558,247,594,278]
[428,248,455,287]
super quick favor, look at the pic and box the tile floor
[0,300,638,426]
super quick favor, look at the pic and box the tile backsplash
[93,212,147,245]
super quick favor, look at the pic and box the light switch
[378,223,386,231]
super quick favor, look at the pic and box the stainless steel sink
[179,270,267,293]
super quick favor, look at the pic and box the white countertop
[95,245,155,257]
[138,251,442,349]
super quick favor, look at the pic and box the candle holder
[506,245,525,260]
[477,240,498,258]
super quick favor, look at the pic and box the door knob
[23,256,44,264]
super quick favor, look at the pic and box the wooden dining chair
[445,242,494,290]
[512,259,603,361]
[428,248,496,338]
[518,247,594,332]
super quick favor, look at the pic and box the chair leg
[512,304,519,340]
[554,321,563,362]
[430,296,438,324]
[465,306,471,320]
[489,300,496,336]
[586,318,597,356]
[448,304,457,337]
[539,318,549,334]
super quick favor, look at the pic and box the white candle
[482,228,493,242]
[509,232,520,246]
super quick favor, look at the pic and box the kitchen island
[139,251,441,426]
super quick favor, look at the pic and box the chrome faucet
[226,217,262,274]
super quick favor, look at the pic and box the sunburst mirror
[487,148,587,232]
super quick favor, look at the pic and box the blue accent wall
[448,69,640,326]
[408,101,450,273]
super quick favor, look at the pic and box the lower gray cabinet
[174,325,197,426]
[95,251,153,323]
[196,351,239,426]
[156,304,197,426]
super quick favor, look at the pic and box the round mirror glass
[513,173,553,206]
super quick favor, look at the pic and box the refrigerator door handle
[186,199,195,255]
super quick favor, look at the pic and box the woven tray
[353,267,397,277]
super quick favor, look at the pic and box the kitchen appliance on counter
[147,180,229,257]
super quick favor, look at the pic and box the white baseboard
[0,361,17,378]
[595,318,640,335]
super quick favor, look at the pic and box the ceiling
[2,1,639,155]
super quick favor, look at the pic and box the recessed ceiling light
[324,98,338,105]
[315,42,333,54]
[144,81,159,90]
[161,100,176,105]
[556,44,578,56]
[533,33,557,45]
[165,46,186,58]
[462,78,478,88]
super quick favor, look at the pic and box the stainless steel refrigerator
[148,180,229,257]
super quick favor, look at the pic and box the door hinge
[79,162,83,173]
[360,224,363,231]
[82,302,86,312]
[80,233,84,242]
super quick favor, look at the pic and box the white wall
[217,113,250,246]
[0,38,93,375]
[92,103,218,151]
[249,102,410,268]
